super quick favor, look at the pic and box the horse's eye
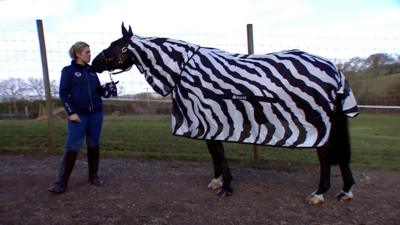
[122,47,128,53]
[107,57,114,62]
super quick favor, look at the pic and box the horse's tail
[324,70,359,164]
[339,72,359,118]
[327,93,353,165]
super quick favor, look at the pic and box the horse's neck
[129,36,198,96]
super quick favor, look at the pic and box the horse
[92,23,359,204]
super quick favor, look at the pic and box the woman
[48,41,112,194]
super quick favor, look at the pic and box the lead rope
[102,72,119,98]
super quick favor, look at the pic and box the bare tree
[341,57,368,73]
[0,78,29,100]
[26,77,59,99]
[366,53,395,69]
[51,80,59,97]
[0,78,29,113]
[341,53,398,75]
[27,77,45,100]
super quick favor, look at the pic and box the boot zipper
[85,71,94,112]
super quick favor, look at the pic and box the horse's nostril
[92,61,102,73]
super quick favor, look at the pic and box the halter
[100,46,133,75]
[97,46,133,97]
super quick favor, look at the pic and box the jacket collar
[71,60,89,69]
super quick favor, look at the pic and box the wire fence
[1,26,400,96]
[0,25,399,157]
[0,25,399,120]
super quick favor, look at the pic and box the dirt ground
[0,154,399,225]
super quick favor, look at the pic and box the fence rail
[358,105,400,109]
[1,99,399,121]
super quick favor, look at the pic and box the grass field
[0,112,399,169]
[348,72,400,103]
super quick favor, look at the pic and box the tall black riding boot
[48,151,78,194]
[87,146,104,186]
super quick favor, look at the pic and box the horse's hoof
[306,192,324,205]
[336,190,353,202]
[207,176,223,190]
[216,188,233,197]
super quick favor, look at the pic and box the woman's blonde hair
[69,41,90,60]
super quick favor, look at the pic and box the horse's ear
[121,22,133,40]
[128,25,133,35]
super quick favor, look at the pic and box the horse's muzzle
[92,53,107,73]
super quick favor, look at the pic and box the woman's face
[76,46,91,64]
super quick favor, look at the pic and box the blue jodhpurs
[66,111,104,152]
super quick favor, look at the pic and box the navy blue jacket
[59,61,105,116]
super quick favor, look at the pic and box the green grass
[349,113,400,168]
[0,113,399,169]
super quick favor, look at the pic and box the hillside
[346,72,400,105]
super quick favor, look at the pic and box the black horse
[92,24,357,204]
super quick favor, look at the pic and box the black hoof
[336,191,353,202]
[48,183,66,194]
[216,187,233,197]
[89,176,104,186]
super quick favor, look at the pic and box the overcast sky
[2,0,400,36]
[1,0,399,94]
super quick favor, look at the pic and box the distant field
[0,112,399,169]
[348,72,400,105]
[360,73,399,95]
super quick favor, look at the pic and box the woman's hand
[68,113,81,122]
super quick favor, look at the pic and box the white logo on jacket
[74,72,82,77]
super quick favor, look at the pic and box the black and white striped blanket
[128,36,358,148]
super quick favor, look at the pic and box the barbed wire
[0,29,399,95]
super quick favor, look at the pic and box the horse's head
[92,23,135,74]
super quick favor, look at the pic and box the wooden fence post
[247,24,260,161]
[36,19,56,151]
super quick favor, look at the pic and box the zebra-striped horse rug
[127,36,358,148]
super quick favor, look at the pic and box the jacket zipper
[85,71,94,112]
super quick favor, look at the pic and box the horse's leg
[308,94,355,204]
[336,162,355,201]
[334,106,355,201]
[206,140,223,190]
[206,140,233,196]
[306,146,332,205]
